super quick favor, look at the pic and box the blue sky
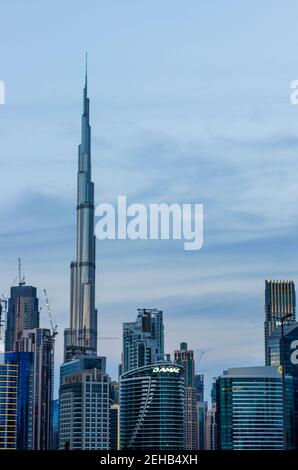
[1,0,298,398]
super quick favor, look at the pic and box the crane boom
[43,289,58,337]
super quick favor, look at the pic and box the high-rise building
[264,280,296,365]
[5,285,39,352]
[195,373,204,402]
[110,403,120,450]
[59,68,111,451]
[15,328,53,450]
[205,406,217,450]
[64,59,97,362]
[4,351,34,450]
[197,401,207,450]
[59,356,110,450]
[122,308,164,373]
[267,322,298,448]
[51,399,60,450]
[0,353,18,449]
[215,366,295,450]
[120,364,185,449]
[174,342,198,450]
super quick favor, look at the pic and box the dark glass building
[216,366,295,450]
[264,280,296,365]
[268,321,298,448]
[5,351,34,450]
[15,328,53,450]
[110,403,120,450]
[0,353,18,449]
[5,285,39,353]
[120,364,185,450]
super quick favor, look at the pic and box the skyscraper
[59,356,110,450]
[264,280,296,365]
[174,342,198,450]
[15,328,53,450]
[0,354,18,449]
[122,308,164,373]
[267,322,298,448]
[64,59,97,362]
[5,285,39,352]
[59,65,110,451]
[120,364,185,449]
[215,366,295,450]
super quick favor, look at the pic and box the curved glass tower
[64,60,97,361]
[120,364,185,450]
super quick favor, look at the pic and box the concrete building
[174,342,198,450]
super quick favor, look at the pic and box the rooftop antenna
[18,258,25,286]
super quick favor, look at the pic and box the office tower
[197,401,207,450]
[4,351,34,450]
[59,356,110,450]
[122,308,164,373]
[120,364,185,449]
[110,403,120,450]
[264,280,296,365]
[51,399,60,450]
[205,407,217,450]
[0,354,18,449]
[110,380,119,404]
[195,373,204,402]
[15,328,53,450]
[174,342,198,450]
[267,322,298,448]
[5,285,39,352]
[64,60,97,362]
[215,366,295,450]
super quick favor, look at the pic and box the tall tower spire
[64,58,97,362]
[85,52,88,88]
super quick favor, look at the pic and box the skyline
[1,1,298,399]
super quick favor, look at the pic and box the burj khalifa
[64,60,97,362]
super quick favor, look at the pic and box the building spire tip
[85,52,88,87]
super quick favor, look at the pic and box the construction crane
[98,337,119,341]
[43,289,58,338]
[18,258,25,286]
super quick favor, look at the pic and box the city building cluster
[1,71,298,451]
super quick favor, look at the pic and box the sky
[1,0,298,399]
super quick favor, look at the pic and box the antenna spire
[85,52,88,88]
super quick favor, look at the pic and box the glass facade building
[120,364,185,450]
[122,309,164,374]
[264,280,296,365]
[5,285,39,353]
[59,356,110,450]
[216,366,295,450]
[0,354,18,449]
[268,322,298,448]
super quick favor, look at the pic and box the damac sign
[152,366,180,374]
